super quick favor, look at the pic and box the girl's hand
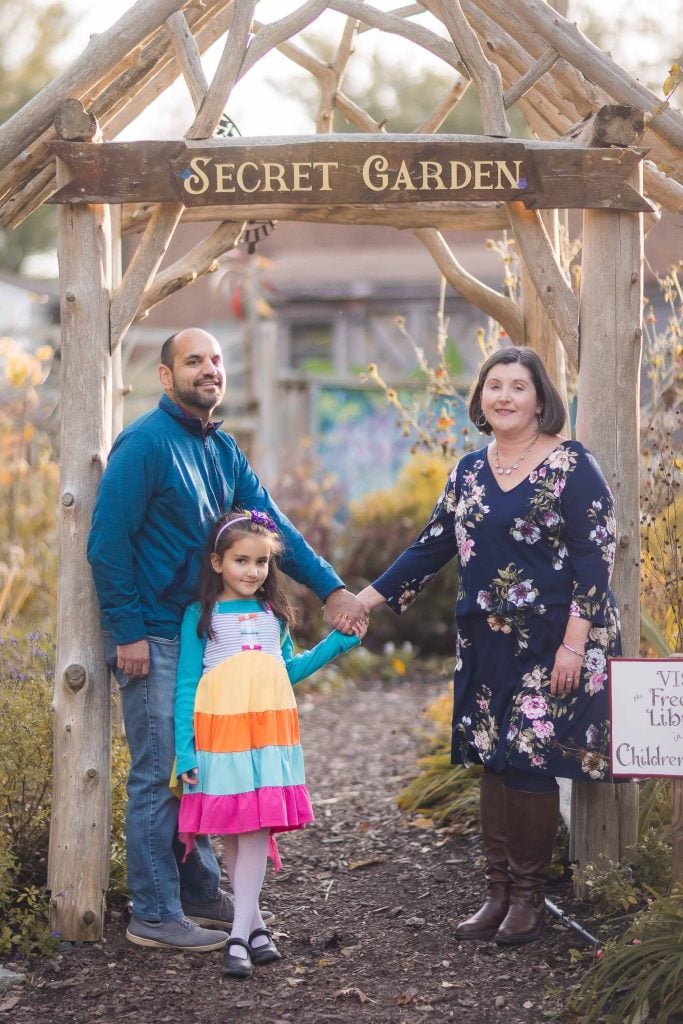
[180,768,199,786]
[352,617,368,639]
[550,645,583,697]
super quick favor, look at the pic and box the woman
[357,346,620,946]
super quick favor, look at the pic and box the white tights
[222,830,269,958]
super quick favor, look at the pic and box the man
[88,328,366,951]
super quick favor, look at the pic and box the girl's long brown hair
[197,511,296,639]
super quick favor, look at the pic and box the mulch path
[2,672,602,1024]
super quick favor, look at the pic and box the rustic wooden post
[571,156,643,890]
[47,103,113,940]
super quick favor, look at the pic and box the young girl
[174,509,363,978]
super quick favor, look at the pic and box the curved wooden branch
[186,0,257,140]
[165,11,209,113]
[110,202,185,350]
[316,16,359,133]
[506,201,578,366]
[240,0,331,79]
[327,0,468,77]
[423,0,509,136]
[413,227,525,343]
[137,222,244,318]
[415,80,470,134]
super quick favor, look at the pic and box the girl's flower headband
[214,509,278,550]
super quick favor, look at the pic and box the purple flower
[477,589,492,610]
[249,509,277,531]
[520,694,548,719]
[532,719,555,738]
[511,518,541,544]
[587,672,607,694]
[506,580,538,606]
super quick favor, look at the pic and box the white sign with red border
[610,657,683,778]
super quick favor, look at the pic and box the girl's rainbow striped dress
[174,599,358,865]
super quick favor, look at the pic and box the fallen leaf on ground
[394,987,419,1005]
[334,987,375,1003]
[347,858,384,870]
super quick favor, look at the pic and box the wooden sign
[610,658,683,778]
[49,134,653,212]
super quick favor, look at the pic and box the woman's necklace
[493,433,539,476]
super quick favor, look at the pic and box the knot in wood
[65,291,76,303]
[619,534,630,548]
[86,768,97,779]
[82,910,96,926]
[64,664,87,691]
[61,492,75,507]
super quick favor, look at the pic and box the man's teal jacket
[87,396,343,645]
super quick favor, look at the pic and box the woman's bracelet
[562,641,585,658]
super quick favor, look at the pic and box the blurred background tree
[0,0,69,273]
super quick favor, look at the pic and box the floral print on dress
[372,440,621,783]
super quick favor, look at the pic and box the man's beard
[172,378,224,414]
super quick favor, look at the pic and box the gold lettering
[473,161,494,189]
[184,156,211,196]
[262,163,290,192]
[236,161,260,193]
[215,163,236,192]
[363,154,389,192]
[496,159,523,189]
[449,161,472,189]
[291,163,313,191]
[419,161,447,191]
[391,160,417,191]
[312,161,338,191]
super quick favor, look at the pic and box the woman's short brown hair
[467,345,566,436]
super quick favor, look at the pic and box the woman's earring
[475,413,487,429]
[538,411,545,428]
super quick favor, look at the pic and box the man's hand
[323,588,369,636]
[117,639,150,678]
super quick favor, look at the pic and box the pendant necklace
[493,433,539,476]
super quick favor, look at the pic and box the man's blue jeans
[104,633,221,921]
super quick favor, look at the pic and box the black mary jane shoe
[249,927,282,966]
[222,937,253,978]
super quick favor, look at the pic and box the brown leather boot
[495,786,559,946]
[455,774,509,940]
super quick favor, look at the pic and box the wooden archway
[1,0,681,940]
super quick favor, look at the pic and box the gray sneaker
[182,889,275,928]
[126,915,228,951]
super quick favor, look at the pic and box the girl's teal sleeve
[175,603,206,775]
[281,626,360,685]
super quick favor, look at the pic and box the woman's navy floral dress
[373,440,620,782]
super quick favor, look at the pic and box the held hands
[323,588,369,637]
[117,639,150,677]
[180,768,199,786]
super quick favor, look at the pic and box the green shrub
[0,629,131,951]
[575,853,639,916]
[570,889,683,1024]
[630,828,672,896]
[0,631,54,885]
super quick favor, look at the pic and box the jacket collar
[158,394,223,438]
